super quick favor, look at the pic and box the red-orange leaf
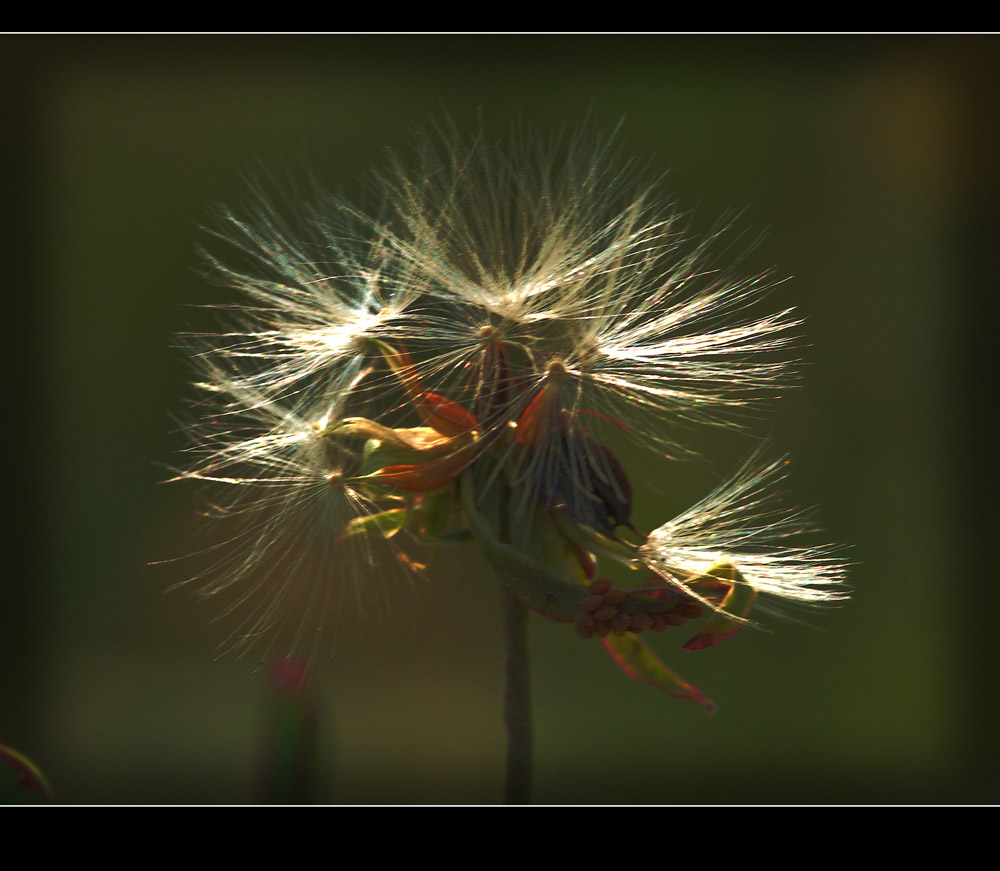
[514,385,559,447]
[378,342,478,438]
[366,441,484,492]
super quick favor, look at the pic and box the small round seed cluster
[574,577,703,639]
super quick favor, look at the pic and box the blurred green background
[4,35,996,804]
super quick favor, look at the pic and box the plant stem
[256,655,318,804]
[501,586,532,804]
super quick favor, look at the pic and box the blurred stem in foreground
[502,588,532,805]
[0,741,53,804]
[256,655,318,804]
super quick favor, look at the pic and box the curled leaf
[682,562,757,651]
[0,743,53,804]
[601,633,716,713]
[337,419,455,457]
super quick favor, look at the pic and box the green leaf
[601,633,716,713]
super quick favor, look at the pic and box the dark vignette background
[3,34,996,804]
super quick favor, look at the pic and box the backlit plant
[172,121,848,802]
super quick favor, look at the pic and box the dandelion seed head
[169,355,418,660]
[639,454,849,612]
[344,122,803,459]
[544,358,569,380]
[170,118,847,669]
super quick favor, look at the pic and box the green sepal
[416,483,455,539]
[507,492,589,588]
[427,528,474,545]
[461,471,591,620]
[341,507,409,540]
[600,633,716,713]
[550,507,639,568]
[360,438,424,477]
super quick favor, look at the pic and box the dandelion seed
[639,452,850,614]
[186,172,426,416]
[171,364,416,661]
[362,122,802,461]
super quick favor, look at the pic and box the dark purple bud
[533,424,635,536]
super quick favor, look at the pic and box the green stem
[460,467,534,802]
[257,656,318,804]
[501,586,532,805]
